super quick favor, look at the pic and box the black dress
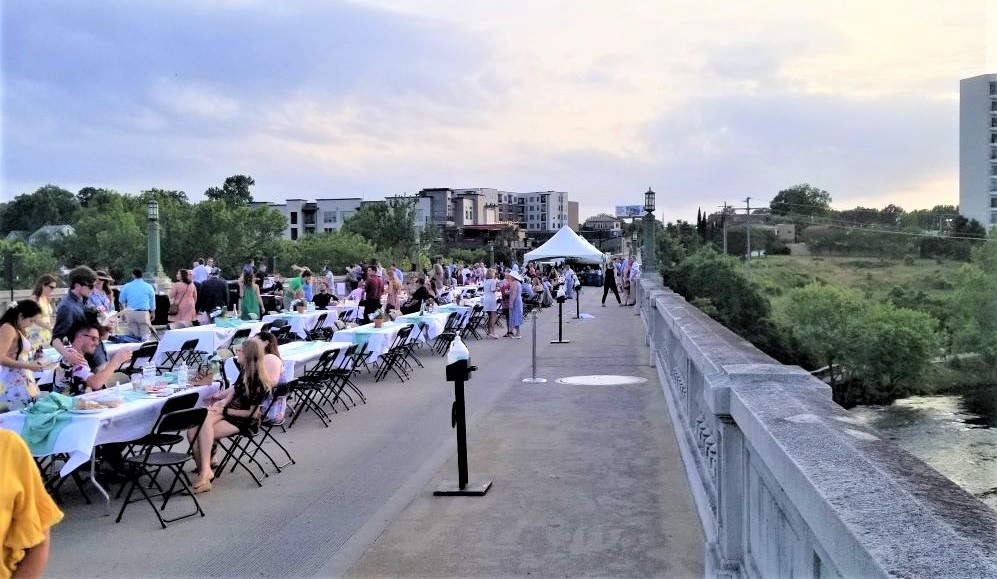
[225,373,268,432]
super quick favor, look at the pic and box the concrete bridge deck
[45,289,704,578]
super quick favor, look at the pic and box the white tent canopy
[524,226,606,264]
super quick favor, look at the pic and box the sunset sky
[2,1,995,222]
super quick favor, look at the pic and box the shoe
[512,335,521,339]
[487,333,499,339]
[191,481,213,494]
[602,304,606,307]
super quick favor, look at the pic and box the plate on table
[69,407,108,414]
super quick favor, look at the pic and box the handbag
[169,284,191,316]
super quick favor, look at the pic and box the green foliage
[786,282,938,405]
[0,240,60,290]
[341,198,419,264]
[274,232,375,276]
[53,194,145,278]
[948,239,997,372]
[769,183,831,217]
[205,175,255,206]
[0,185,80,235]
[446,248,487,264]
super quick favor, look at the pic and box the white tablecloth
[0,383,219,477]
[262,311,333,340]
[153,321,266,364]
[223,341,354,383]
[395,312,450,341]
[332,321,410,363]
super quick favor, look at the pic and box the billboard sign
[615,205,644,218]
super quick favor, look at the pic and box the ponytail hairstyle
[1,300,43,359]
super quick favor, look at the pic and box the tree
[785,282,861,392]
[0,240,61,290]
[849,303,937,397]
[341,198,419,263]
[205,175,255,206]
[948,239,997,373]
[0,185,80,234]
[53,196,145,279]
[769,183,832,217]
[274,231,375,276]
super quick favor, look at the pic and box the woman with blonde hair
[26,274,58,352]
[481,268,499,338]
[384,269,403,312]
[188,339,277,493]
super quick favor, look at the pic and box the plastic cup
[131,373,142,390]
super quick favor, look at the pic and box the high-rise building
[959,73,997,228]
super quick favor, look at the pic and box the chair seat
[125,451,191,467]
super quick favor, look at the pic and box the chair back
[120,341,159,373]
[312,313,328,331]
[179,338,199,351]
[443,312,462,332]
[229,328,251,346]
[334,344,358,371]
[157,407,208,434]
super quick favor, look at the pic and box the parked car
[579,270,603,286]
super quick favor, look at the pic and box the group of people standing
[601,256,641,307]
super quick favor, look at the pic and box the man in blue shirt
[118,269,156,340]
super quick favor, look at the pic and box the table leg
[89,452,111,514]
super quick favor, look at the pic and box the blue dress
[508,282,524,329]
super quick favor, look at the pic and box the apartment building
[959,73,997,228]
[266,195,431,240]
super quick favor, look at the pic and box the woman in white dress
[481,268,499,338]
[0,301,45,411]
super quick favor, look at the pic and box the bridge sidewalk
[339,292,704,578]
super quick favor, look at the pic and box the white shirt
[192,264,210,283]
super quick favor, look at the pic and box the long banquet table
[153,320,266,364]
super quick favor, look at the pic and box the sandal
[191,481,213,494]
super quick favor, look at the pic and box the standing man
[602,259,622,307]
[361,264,384,323]
[191,259,210,288]
[118,269,156,340]
[626,260,641,306]
[197,268,230,320]
[52,266,100,367]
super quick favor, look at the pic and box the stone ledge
[731,381,997,579]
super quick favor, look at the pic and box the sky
[2,0,995,223]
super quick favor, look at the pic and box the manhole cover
[555,375,648,386]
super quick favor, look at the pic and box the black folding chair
[271,326,295,345]
[432,312,463,356]
[158,338,199,372]
[116,341,159,374]
[337,308,356,324]
[325,344,364,408]
[244,382,296,473]
[115,407,208,528]
[374,325,415,383]
[306,313,330,341]
[461,304,486,340]
[288,348,342,428]
[229,327,252,347]
[213,412,269,488]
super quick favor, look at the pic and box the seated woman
[399,277,433,314]
[188,339,280,493]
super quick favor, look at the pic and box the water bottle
[142,362,156,388]
[177,361,188,389]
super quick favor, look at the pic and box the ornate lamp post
[488,240,495,267]
[631,230,638,258]
[145,200,170,290]
[642,187,656,273]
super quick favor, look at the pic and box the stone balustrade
[634,276,997,579]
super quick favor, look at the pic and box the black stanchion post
[435,358,492,496]
[574,285,581,319]
[551,294,570,344]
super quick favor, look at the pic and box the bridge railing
[634,276,997,579]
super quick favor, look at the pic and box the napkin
[21,393,75,455]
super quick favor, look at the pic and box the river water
[849,385,997,511]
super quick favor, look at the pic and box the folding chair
[288,348,341,428]
[305,313,330,341]
[37,455,92,505]
[213,414,270,488]
[337,308,356,324]
[122,392,200,458]
[432,312,463,356]
[115,407,208,528]
[244,381,296,473]
[229,328,252,347]
[461,304,486,340]
[327,344,364,408]
[271,326,295,345]
[374,325,415,383]
[158,338,199,372]
[118,341,159,375]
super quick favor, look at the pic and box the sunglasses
[83,334,100,341]
[81,281,95,289]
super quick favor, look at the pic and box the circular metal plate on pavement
[555,375,648,386]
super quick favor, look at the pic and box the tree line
[0,177,436,288]
[653,184,996,407]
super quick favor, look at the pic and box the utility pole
[744,197,752,266]
[718,202,729,255]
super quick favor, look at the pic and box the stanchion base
[522,377,548,383]
[434,480,492,496]
[550,340,571,344]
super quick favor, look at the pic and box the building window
[992,214,997,225]
[990,197,997,208]
[991,81,997,95]
[323,211,337,223]
[290,228,298,240]
[290,212,298,225]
